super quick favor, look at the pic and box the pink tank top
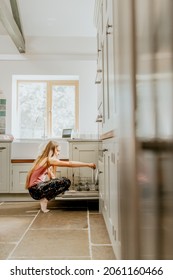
[28,165,47,187]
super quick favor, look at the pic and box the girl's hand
[89,163,96,169]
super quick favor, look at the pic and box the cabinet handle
[74,147,78,149]
[102,148,108,152]
[0,147,6,150]
[106,24,113,35]
[96,115,103,122]
[99,171,103,174]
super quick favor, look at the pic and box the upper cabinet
[95,0,118,137]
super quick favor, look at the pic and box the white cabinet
[0,142,11,193]
[95,0,117,136]
[98,142,104,209]
[11,163,68,193]
[99,138,121,259]
[55,166,68,179]
[68,140,99,185]
[11,163,32,193]
[103,0,117,134]
[95,0,121,259]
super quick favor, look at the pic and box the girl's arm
[49,158,96,169]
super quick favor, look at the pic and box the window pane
[52,85,75,137]
[18,82,47,138]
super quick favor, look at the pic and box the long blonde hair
[25,141,59,188]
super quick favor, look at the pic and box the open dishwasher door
[56,168,99,200]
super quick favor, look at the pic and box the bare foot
[42,209,50,213]
[40,198,49,213]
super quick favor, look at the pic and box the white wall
[0,59,98,138]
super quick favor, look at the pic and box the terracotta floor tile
[89,214,111,244]
[0,202,39,216]
[1,201,115,260]
[10,229,90,259]
[31,209,88,230]
[0,216,35,242]
[92,245,116,260]
[10,255,91,260]
[0,243,16,260]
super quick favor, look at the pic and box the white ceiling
[0,0,97,60]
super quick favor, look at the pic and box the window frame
[16,79,79,139]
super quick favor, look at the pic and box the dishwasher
[55,168,99,200]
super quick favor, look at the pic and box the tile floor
[0,199,116,260]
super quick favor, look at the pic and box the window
[16,80,79,139]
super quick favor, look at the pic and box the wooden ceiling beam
[0,0,25,53]
[10,0,24,36]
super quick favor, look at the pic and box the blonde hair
[25,141,59,188]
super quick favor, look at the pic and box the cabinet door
[102,0,116,134]
[0,143,10,193]
[98,155,104,211]
[55,166,68,178]
[11,164,32,193]
[102,139,121,258]
[11,164,68,193]
[69,142,99,184]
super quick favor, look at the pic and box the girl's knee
[60,177,71,188]
[54,177,71,189]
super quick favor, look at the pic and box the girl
[25,140,96,213]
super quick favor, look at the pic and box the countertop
[12,138,100,143]
[0,134,14,143]
[68,138,101,142]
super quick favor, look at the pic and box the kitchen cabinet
[0,142,11,193]
[11,163,31,193]
[103,0,115,133]
[94,0,121,259]
[98,141,104,210]
[68,140,100,186]
[55,166,68,179]
[95,0,117,136]
[101,138,121,259]
[11,162,68,193]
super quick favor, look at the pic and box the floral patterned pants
[29,177,71,201]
